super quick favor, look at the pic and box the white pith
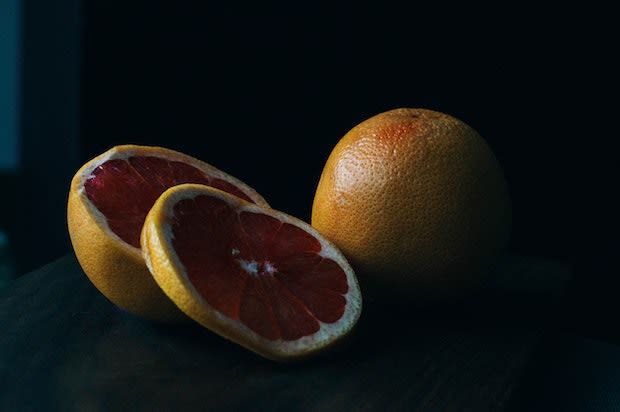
[235,257,278,277]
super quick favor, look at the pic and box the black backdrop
[77,5,617,338]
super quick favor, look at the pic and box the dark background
[2,3,617,341]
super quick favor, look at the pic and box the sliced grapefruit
[141,183,362,361]
[67,145,269,322]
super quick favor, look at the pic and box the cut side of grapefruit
[141,183,362,361]
[67,145,269,322]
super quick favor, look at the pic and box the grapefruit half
[141,183,362,361]
[67,145,269,322]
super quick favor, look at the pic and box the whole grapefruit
[311,108,511,303]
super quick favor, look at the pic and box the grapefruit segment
[141,183,362,361]
[68,145,269,322]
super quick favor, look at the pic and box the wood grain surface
[0,253,571,411]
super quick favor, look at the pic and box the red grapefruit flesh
[142,183,362,361]
[84,156,257,247]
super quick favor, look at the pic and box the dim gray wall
[8,0,81,274]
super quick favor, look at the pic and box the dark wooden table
[0,253,574,411]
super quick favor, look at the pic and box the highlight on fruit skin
[312,108,512,304]
[141,183,362,361]
[67,144,269,322]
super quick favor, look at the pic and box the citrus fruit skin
[311,108,512,303]
[141,184,362,361]
[67,145,269,322]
